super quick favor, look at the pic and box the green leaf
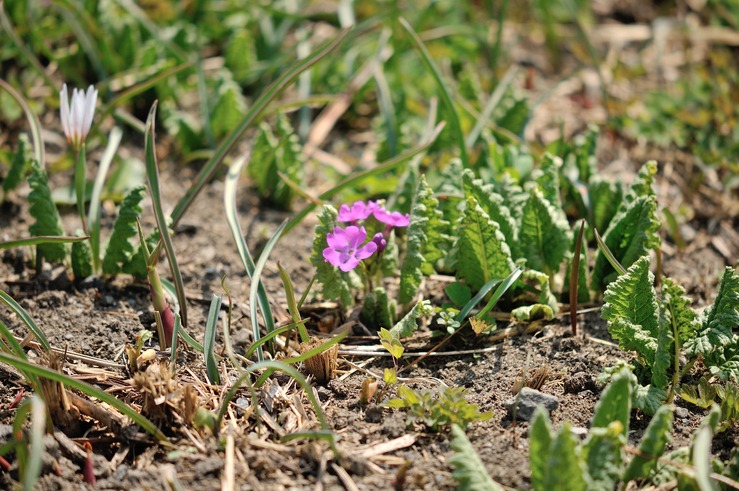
[518,187,572,275]
[102,185,146,275]
[510,304,554,322]
[518,269,559,314]
[686,267,739,357]
[602,256,671,391]
[633,384,670,415]
[445,283,471,307]
[462,169,518,257]
[379,328,404,359]
[661,277,700,347]
[71,238,92,280]
[210,78,247,141]
[455,196,515,293]
[389,300,434,338]
[27,161,66,263]
[590,367,632,432]
[582,425,626,491]
[623,405,673,482]
[247,118,302,210]
[530,407,553,491]
[449,424,504,491]
[360,287,396,331]
[592,162,660,292]
[310,205,361,306]
[534,154,563,211]
[3,133,30,196]
[399,175,448,304]
[588,177,623,234]
[602,257,659,361]
[545,423,589,491]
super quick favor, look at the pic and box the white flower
[60,84,97,150]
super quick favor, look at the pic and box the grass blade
[88,126,123,273]
[0,79,45,168]
[277,262,309,343]
[0,289,50,353]
[23,396,45,491]
[465,65,518,148]
[160,279,204,353]
[74,144,88,233]
[223,155,277,359]
[170,29,350,227]
[144,101,188,328]
[594,227,626,275]
[242,320,309,362]
[570,219,586,336]
[169,313,181,367]
[475,267,523,320]
[249,220,288,361]
[399,17,467,168]
[0,319,41,392]
[215,361,332,439]
[0,352,167,442]
[457,278,503,322]
[0,236,88,249]
[204,294,222,384]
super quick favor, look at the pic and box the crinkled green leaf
[661,277,701,347]
[247,117,302,210]
[592,191,661,292]
[455,197,515,293]
[28,161,66,263]
[582,425,626,491]
[533,154,563,211]
[582,368,632,490]
[529,407,553,491]
[544,423,589,491]
[122,229,160,279]
[492,173,527,224]
[633,384,669,415]
[518,187,572,275]
[462,169,518,257]
[389,299,434,338]
[3,133,30,196]
[310,205,361,306]
[71,238,92,280]
[450,424,504,491]
[588,177,623,235]
[511,304,554,322]
[210,77,247,141]
[399,176,444,304]
[686,267,739,357]
[360,287,396,331]
[519,269,559,313]
[623,405,673,482]
[102,185,146,275]
[602,256,671,391]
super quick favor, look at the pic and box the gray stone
[505,387,559,420]
[675,407,690,419]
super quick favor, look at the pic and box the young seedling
[136,220,175,349]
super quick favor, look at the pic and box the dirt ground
[1,141,737,490]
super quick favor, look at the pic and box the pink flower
[338,200,378,222]
[370,232,387,252]
[323,226,378,272]
[373,207,410,227]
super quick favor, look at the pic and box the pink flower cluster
[323,200,410,272]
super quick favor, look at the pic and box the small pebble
[675,407,690,419]
[505,387,560,420]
